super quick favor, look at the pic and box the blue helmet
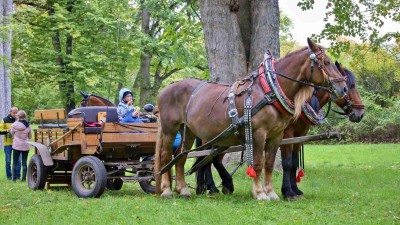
[144,104,154,113]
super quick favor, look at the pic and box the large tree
[200,0,280,83]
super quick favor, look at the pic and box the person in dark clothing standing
[0,107,21,180]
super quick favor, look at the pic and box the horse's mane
[344,68,356,87]
[275,47,314,120]
[276,47,308,64]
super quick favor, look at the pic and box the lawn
[0,144,399,224]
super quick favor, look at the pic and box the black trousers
[12,150,29,181]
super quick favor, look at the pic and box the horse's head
[334,62,365,122]
[79,91,115,107]
[306,38,348,99]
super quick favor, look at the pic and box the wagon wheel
[71,156,107,198]
[106,168,124,191]
[27,155,47,190]
[139,171,155,194]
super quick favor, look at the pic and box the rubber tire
[72,156,107,198]
[139,172,156,194]
[27,155,47,190]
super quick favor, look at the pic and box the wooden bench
[34,109,67,128]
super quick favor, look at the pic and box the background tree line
[1,0,399,142]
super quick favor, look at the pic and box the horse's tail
[293,85,313,120]
[154,118,163,195]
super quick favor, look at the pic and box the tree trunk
[199,0,281,169]
[199,0,280,82]
[135,7,152,106]
[50,2,75,113]
[0,0,13,149]
[199,0,247,83]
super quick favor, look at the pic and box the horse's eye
[350,84,355,89]
[324,60,330,66]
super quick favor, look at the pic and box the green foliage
[298,0,400,55]
[11,0,207,110]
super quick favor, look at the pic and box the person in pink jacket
[10,110,32,182]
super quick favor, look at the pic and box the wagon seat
[68,106,119,134]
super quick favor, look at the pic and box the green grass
[0,144,399,224]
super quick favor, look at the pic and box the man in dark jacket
[0,107,21,180]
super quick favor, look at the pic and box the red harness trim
[299,112,314,125]
[258,65,293,115]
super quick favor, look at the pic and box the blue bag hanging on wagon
[121,109,143,124]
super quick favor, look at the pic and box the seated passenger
[141,104,157,123]
[117,88,142,123]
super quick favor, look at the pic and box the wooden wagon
[28,106,158,198]
[27,107,341,198]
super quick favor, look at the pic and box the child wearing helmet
[117,88,142,123]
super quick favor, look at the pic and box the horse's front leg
[281,144,299,201]
[251,131,269,201]
[264,138,282,201]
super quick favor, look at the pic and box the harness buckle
[229,109,238,118]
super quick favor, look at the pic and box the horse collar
[259,51,295,115]
[299,104,325,125]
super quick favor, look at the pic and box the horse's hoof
[255,192,270,201]
[208,186,220,195]
[161,190,173,199]
[267,191,280,201]
[179,188,192,198]
[196,186,206,195]
[284,195,299,201]
[222,186,233,195]
[292,186,304,196]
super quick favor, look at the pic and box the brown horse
[280,61,365,201]
[155,38,348,200]
[195,62,366,197]
[80,91,114,107]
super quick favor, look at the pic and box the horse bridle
[332,91,365,116]
[80,97,89,107]
[308,46,347,87]
[266,47,346,93]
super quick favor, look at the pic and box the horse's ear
[335,61,340,68]
[80,91,89,98]
[307,37,318,52]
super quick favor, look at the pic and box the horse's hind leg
[212,154,234,194]
[204,161,219,195]
[160,133,176,198]
[195,157,207,195]
[175,130,195,198]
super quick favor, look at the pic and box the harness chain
[244,89,254,167]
